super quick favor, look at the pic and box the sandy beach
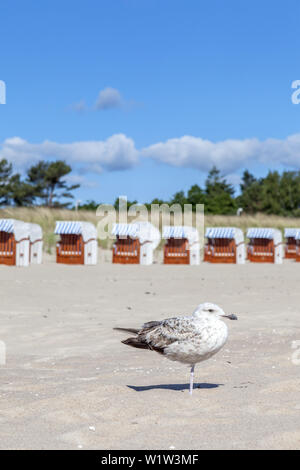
[0,253,300,450]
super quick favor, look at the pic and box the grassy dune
[204,213,300,233]
[1,207,300,253]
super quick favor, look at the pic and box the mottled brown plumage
[114,321,165,354]
[114,303,237,395]
[114,316,205,355]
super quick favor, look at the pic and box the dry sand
[0,252,300,450]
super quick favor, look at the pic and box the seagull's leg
[189,365,195,395]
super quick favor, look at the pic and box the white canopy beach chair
[204,227,245,264]
[294,231,300,262]
[284,228,300,259]
[247,228,283,264]
[162,226,200,265]
[112,222,160,265]
[55,221,97,265]
[0,219,30,267]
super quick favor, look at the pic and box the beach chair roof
[112,222,161,248]
[55,221,96,242]
[0,219,30,242]
[163,226,199,244]
[247,228,282,243]
[28,223,43,243]
[205,227,244,244]
[284,228,300,238]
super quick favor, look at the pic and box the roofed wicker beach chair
[204,227,245,264]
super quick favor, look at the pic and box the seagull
[115,302,237,395]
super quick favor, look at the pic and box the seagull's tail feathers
[113,327,140,335]
[115,323,165,355]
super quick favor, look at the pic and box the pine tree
[8,174,36,206]
[187,184,206,208]
[238,170,262,213]
[169,190,187,207]
[26,160,80,207]
[0,159,12,205]
[204,166,236,214]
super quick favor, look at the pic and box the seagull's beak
[222,314,238,321]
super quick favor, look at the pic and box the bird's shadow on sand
[127,383,224,392]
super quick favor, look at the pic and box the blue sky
[1,0,300,204]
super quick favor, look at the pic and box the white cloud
[95,87,123,110]
[0,134,139,172]
[64,174,98,189]
[3,133,300,181]
[70,87,139,112]
[142,134,300,173]
[142,135,260,173]
[259,134,300,167]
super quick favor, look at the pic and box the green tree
[169,190,187,207]
[150,198,166,205]
[240,170,257,193]
[204,166,237,214]
[8,174,36,207]
[259,171,282,215]
[27,160,80,207]
[237,170,262,213]
[0,159,13,205]
[187,184,206,209]
[77,200,101,211]
[144,198,166,211]
[279,171,300,215]
[113,197,138,211]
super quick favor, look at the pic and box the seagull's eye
[208,309,214,313]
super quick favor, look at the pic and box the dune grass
[1,207,300,253]
[204,213,300,233]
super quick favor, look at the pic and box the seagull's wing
[142,320,162,329]
[121,316,196,354]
